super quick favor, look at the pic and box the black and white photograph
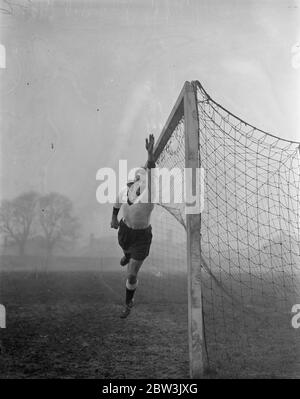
[0,0,300,384]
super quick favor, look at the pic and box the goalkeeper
[111,134,156,318]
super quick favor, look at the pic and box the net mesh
[153,81,300,377]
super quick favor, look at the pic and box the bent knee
[128,274,137,285]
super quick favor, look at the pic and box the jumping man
[111,134,156,318]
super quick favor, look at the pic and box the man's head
[127,166,147,187]
[134,166,147,181]
[126,167,148,205]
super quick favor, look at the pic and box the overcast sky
[0,0,299,237]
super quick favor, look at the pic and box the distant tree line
[0,191,80,257]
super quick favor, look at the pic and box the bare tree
[38,193,80,257]
[0,191,39,256]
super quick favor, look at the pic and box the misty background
[0,0,299,261]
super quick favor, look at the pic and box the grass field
[0,256,299,379]
[0,266,189,379]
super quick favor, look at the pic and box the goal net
[151,80,300,377]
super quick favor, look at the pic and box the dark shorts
[118,219,152,261]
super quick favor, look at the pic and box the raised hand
[145,134,155,155]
